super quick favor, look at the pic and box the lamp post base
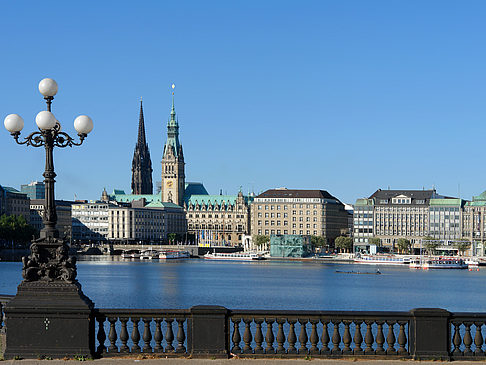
[4,280,94,359]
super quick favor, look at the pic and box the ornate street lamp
[3,78,95,359]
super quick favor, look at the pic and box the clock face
[166,180,173,188]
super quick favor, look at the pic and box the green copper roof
[354,198,374,206]
[109,190,160,204]
[185,194,239,206]
[429,198,464,207]
[146,200,182,209]
[184,182,209,196]
[472,191,486,201]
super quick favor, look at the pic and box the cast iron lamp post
[3,78,95,359]
[4,78,93,282]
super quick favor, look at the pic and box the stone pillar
[409,308,450,360]
[188,306,228,358]
[4,281,94,359]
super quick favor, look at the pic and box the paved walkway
[2,358,486,364]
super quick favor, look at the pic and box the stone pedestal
[4,281,94,359]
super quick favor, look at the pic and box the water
[1,258,485,312]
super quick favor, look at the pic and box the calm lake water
[1,257,485,312]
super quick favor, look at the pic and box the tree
[0,214,37,247]
[397,238,412,254]
[368,237,381,247]
[334,236,353,253]
[454,239,471,256]
[253,235,270,250]
[424,242,439,255]
[310,235,326,248]
[167,233,177,244]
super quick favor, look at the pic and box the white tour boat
[203,251,266,261]
[354,254,411,266]
[159,250,190,260]
[140,250,159,260]
[410,257,468,270]
[121,250,141,259]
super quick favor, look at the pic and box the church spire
[131,98,153,195]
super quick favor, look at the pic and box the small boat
[465,258,480,269]
[335,269,381,275]
[159,250,190,260]
[203,251,266,261]
[140,250,159,260]
[121,250,141,259]
[410,257,468,270]
[354,254,411,266]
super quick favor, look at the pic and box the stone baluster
[242,318,253,354]
[276,319,286,354]
[254,319,264,354]
[364,320,375,355]
[309,320,319,355]
[386,321,396,355]
[342,321,352,355]
[142,318,152,353]
[452,321,462,356]
[287,319,297,354]
[231,318,242,354]
[353,320,364,355]
[96,315,107,355]
[154,318,163,353]
[463,322,473,356]
[165,319,175,352]
[119,318,130,353]
[474,322,484,356]
[175,319,186,353]
[298,319,309,354]
[131,317,141,353]
[265,319,275,354]
[331,321,341,354]
[108,317,118,353]
[375,321,385,355]
[321,320,330,354]
[397,321,407,355]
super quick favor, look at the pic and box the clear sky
[1,1,486,204]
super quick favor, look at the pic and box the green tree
[253,235,270,249]
[167,233,177,244]
[368,237,381,247]
[397,238,412,254]
[0,214,37,247]
[334,236,353,253]
[454,239,471,256]
[310,235,326,247]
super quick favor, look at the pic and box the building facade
[251,189,348,246]
[30,199,72,239]
[160,95,185,206]
[184,184,251,246]
[463,191,486,254]
[108,202,186,244]
[131,100,153,195]
[21,181,45,200]
[0,185,30,222]
[72,201,112,243]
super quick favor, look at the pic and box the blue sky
[1,1,486,204]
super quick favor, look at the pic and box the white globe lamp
[74,115,93,135]
[38,78,58,97]
[35,111,57,130]
[4,114,24,133]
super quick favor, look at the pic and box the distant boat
[335,269,381,275]
[410,257,468,270]
[203,251,266,261]
[121,250,141,259]
[140,250,159,260]
[159,250,190,260]
[354,254,411,266]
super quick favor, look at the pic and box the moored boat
[121,250,141,259]
[159,250,190,259]
[140,250,159,260]
[354,254,411,266]
[410,257,468,270]
[203,251,266,261]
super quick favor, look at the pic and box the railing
[0,295,14,334]
[2,294,486,361]
[229,310,410,357]
[93,309,190,357]
[450,313,486,360]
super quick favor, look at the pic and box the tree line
[0,214,37,248]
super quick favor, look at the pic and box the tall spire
[138,98,147,146]
[131,98,153,195]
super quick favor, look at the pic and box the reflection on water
[1,258,486,312]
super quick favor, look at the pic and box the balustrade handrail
[95,308,190,316]
[230,309,412,318]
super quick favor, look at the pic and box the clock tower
[161,86,185,206]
